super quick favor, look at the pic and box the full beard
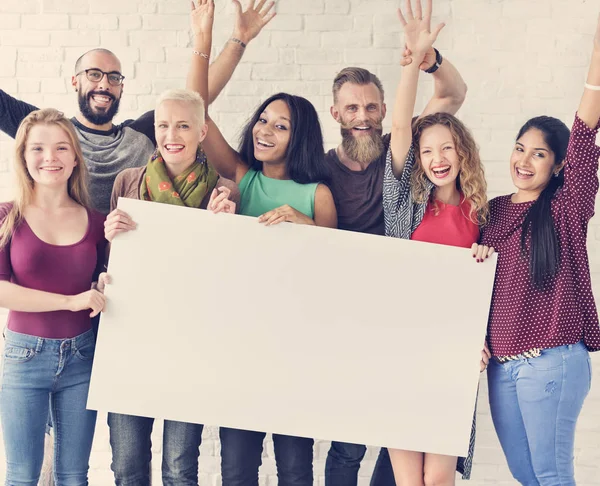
[340,124,385,165]
[78,90,121,126]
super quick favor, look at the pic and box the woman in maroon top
[0,108,108,484]
[473,15,600,486]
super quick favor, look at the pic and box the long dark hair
[238,93,330,184]
[516,116,570,289]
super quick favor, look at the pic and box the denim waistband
[493,341,587,363]
[3,328,95,352]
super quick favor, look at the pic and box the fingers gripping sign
[208,187,237,214]
[104,209,137,243]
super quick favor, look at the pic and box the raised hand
[594,13,600,52]
[208,186,237,214]
[398,0,444,62]
[258,204,314,226]
[191,0,215,38]
[232,0,276,44]
[400,46,437,71]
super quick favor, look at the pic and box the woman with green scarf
[102,87,237,484]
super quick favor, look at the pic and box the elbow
[453,81,468,108]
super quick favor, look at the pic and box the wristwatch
[424,48,443,74]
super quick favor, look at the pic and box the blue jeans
[325,443,395,486]
[0,328,97,486]
[219,427,313,486]
[108,413,204,485]
[488,341,591,486]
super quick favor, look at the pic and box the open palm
[398,0,444,60]
[233,0,276,43]
[191,0,215,37]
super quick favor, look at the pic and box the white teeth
[354,126,369,130]
[40,167,62,171]
[432,166,450,174]
[257,139,274,147]
[92,95,111,102]
[165,145,184,151]
[516,168,533,176]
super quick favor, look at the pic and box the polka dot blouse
[480,114,600,356]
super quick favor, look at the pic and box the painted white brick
[1,14,20,29]
[42,0,88,13]
[296,48,342,65]
[51,31,101,47]
[157,0,190,14]
[90,0,139,14]
[325,0,350,15]
[142,13,189,31]
[305,15,353,32]
[1,30,49,47]
[322,31,371,49]
[71,14,119,30]
[129,30,177,47]
[277,0,324,15]
[251,63,300,81]
[21,14,69,30]
[17,79,41,93]
[0,0,38,14]
[16,62,62,78]
[268,14,303,31]
[270,31,320,48]
[118,14,143,30]
[344,48,397,65]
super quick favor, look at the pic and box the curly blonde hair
[411,112,488,225]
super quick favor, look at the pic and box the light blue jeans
[487,341,591,486]
[0,328,97,486]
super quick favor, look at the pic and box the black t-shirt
[324,134,391,236]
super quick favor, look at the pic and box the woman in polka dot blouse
[472,14,600,486]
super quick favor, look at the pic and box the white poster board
[88,198,496,457]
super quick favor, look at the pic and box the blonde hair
[155,89,206,127]
[0,108,91,249]
[332,67,385,104]
[411,113,489,225]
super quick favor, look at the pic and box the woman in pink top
[0,108,108,484]
[472,15,600,486]
[381,1,490,483]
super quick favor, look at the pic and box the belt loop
[36,338,43,353]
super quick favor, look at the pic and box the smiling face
[24,124,78,188]
[155,99,207,175]
[251,99,292,166]
[418,124,461,189]
[510,128,560,200]
[331,82,386,164]
[73,50,123,127]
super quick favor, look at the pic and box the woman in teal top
[204,90,337,228]
[186,3,337,484]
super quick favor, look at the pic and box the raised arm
[579,14,600,129]
[207,0,276,105]
[419,54,467,118]
[187,0,248,183]
[390,0,444,178]
[0,90,38,138]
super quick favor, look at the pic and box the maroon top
[0,202,107,339]
[481,114,600,356]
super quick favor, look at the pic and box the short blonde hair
[155,89,206,127]
[0,108,90,249]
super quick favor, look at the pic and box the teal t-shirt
[238,169,319,218]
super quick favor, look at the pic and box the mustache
[341,120,383,130]
[87,90,116,102]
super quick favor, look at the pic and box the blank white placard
[88,197,496,457]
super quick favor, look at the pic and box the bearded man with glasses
[0,2,273,216]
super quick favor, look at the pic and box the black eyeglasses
[75,68,125,86]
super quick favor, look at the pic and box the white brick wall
[0,0,600,484]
